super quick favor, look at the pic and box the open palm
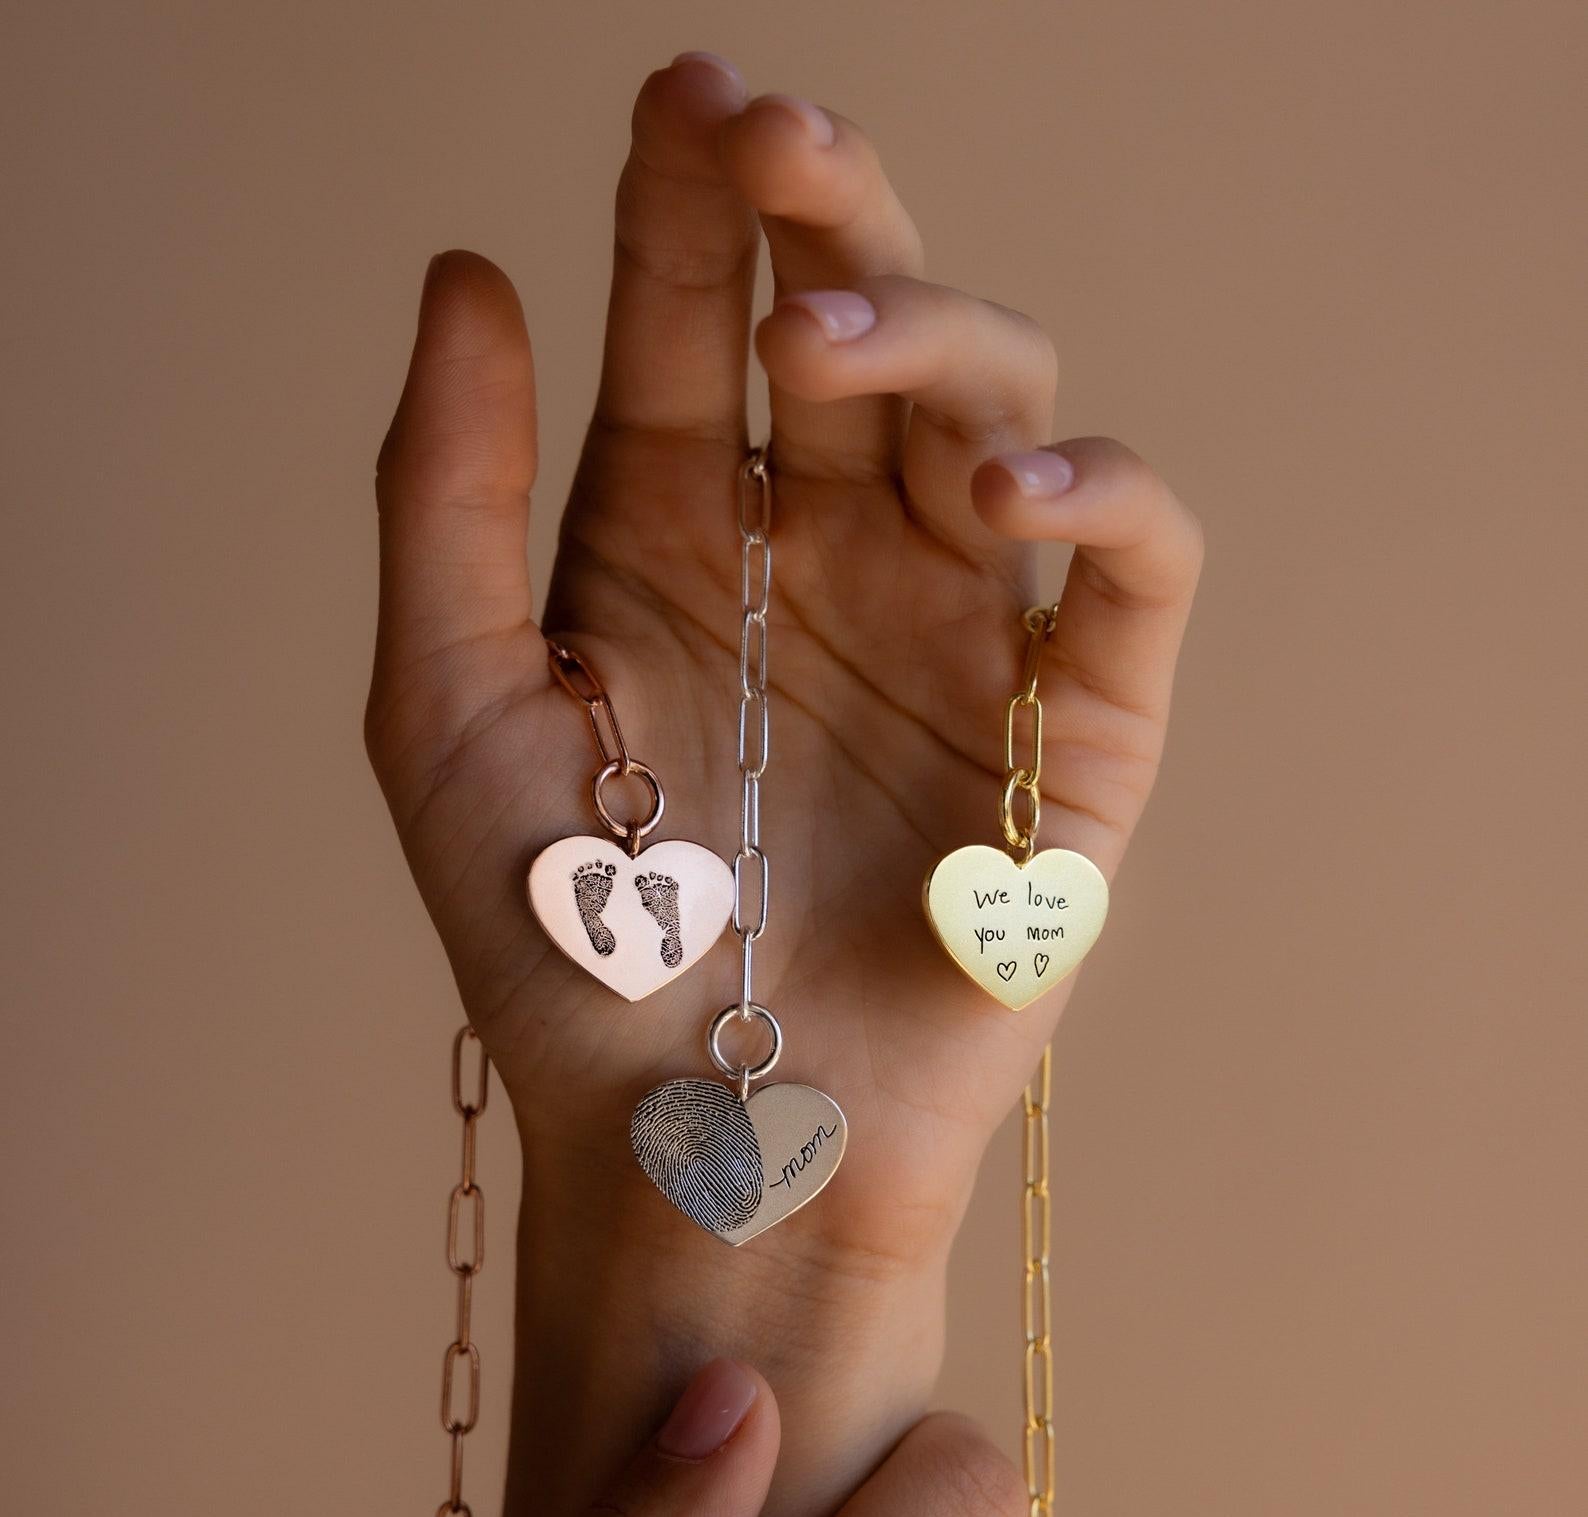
[365,59,1201,1287]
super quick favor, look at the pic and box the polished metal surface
[923,843,1109,1010]
[527,835,734,1002]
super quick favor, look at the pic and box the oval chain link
[436,1026,490,1517]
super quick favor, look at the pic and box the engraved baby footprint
[571,861,618,956]
[634,870,683,968]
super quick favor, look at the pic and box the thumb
[372,248,539,679]
[586,1358,780,1517]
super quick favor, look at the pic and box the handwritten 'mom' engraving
[771,1123,839,1190]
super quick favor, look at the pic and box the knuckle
[1027,318,1060,388]
[615,223,750,291]
[1089,436,1203,579]
[1000,301,1056,363]
[379,419,533,519]
[1177,500,1207,572]
[962,295,1057,385]
[613,178,753,291]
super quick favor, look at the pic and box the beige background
[3,2,1585,1512]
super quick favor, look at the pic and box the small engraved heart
[527,836,733,1001]
[631,1078,848,1246]
[923,843,1109,1010]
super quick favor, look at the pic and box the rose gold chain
[545,640,633,773]
[436,1026,489,1517]
[545,638,666,856]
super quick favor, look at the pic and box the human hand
[583,1357,1026,1517]
[364,49,1201,1515]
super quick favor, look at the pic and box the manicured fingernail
[996,451,1075,498]
[756,92,836,146]
[670,51,744,89]
[657,1359,759,1460]
[779,290,877,343]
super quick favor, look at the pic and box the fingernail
[779,290,877,343]
[670,51,744,90]
[657,1359,759,1460]
[996,451,1076,498]
[756,92,836,146]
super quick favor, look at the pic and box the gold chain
[437,1026,490,1517]
[999,604,1060,862]
[1021,1043,1054,1516]
[1007,604,1061,1515]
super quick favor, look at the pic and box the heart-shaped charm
[631,1077,848,1246]
[527,836,733,1002]
[923,843,1109,1010]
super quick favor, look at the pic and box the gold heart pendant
[923,843,1109,1010]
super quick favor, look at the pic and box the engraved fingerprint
[631,1078,764,1235]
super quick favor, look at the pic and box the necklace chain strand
[1010,605,1061,1516]
[733,446,773,1044]
[436,1026,489,1517]
[1021,1043,1054,1516]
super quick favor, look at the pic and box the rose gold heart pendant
[530,641,732,1002]
[528,835,733,1002]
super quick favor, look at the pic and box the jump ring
[591,760,665,843]
[707,1002,782,1085]
[1000,769,1042,853]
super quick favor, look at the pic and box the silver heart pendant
[630,1077,847,1245]
[527,836,734,1001]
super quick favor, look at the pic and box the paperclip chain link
[546,638,664,853]
[436,1026,489,1517]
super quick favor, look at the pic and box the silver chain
[715,446,781,1101]
[734,446,772,1013]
